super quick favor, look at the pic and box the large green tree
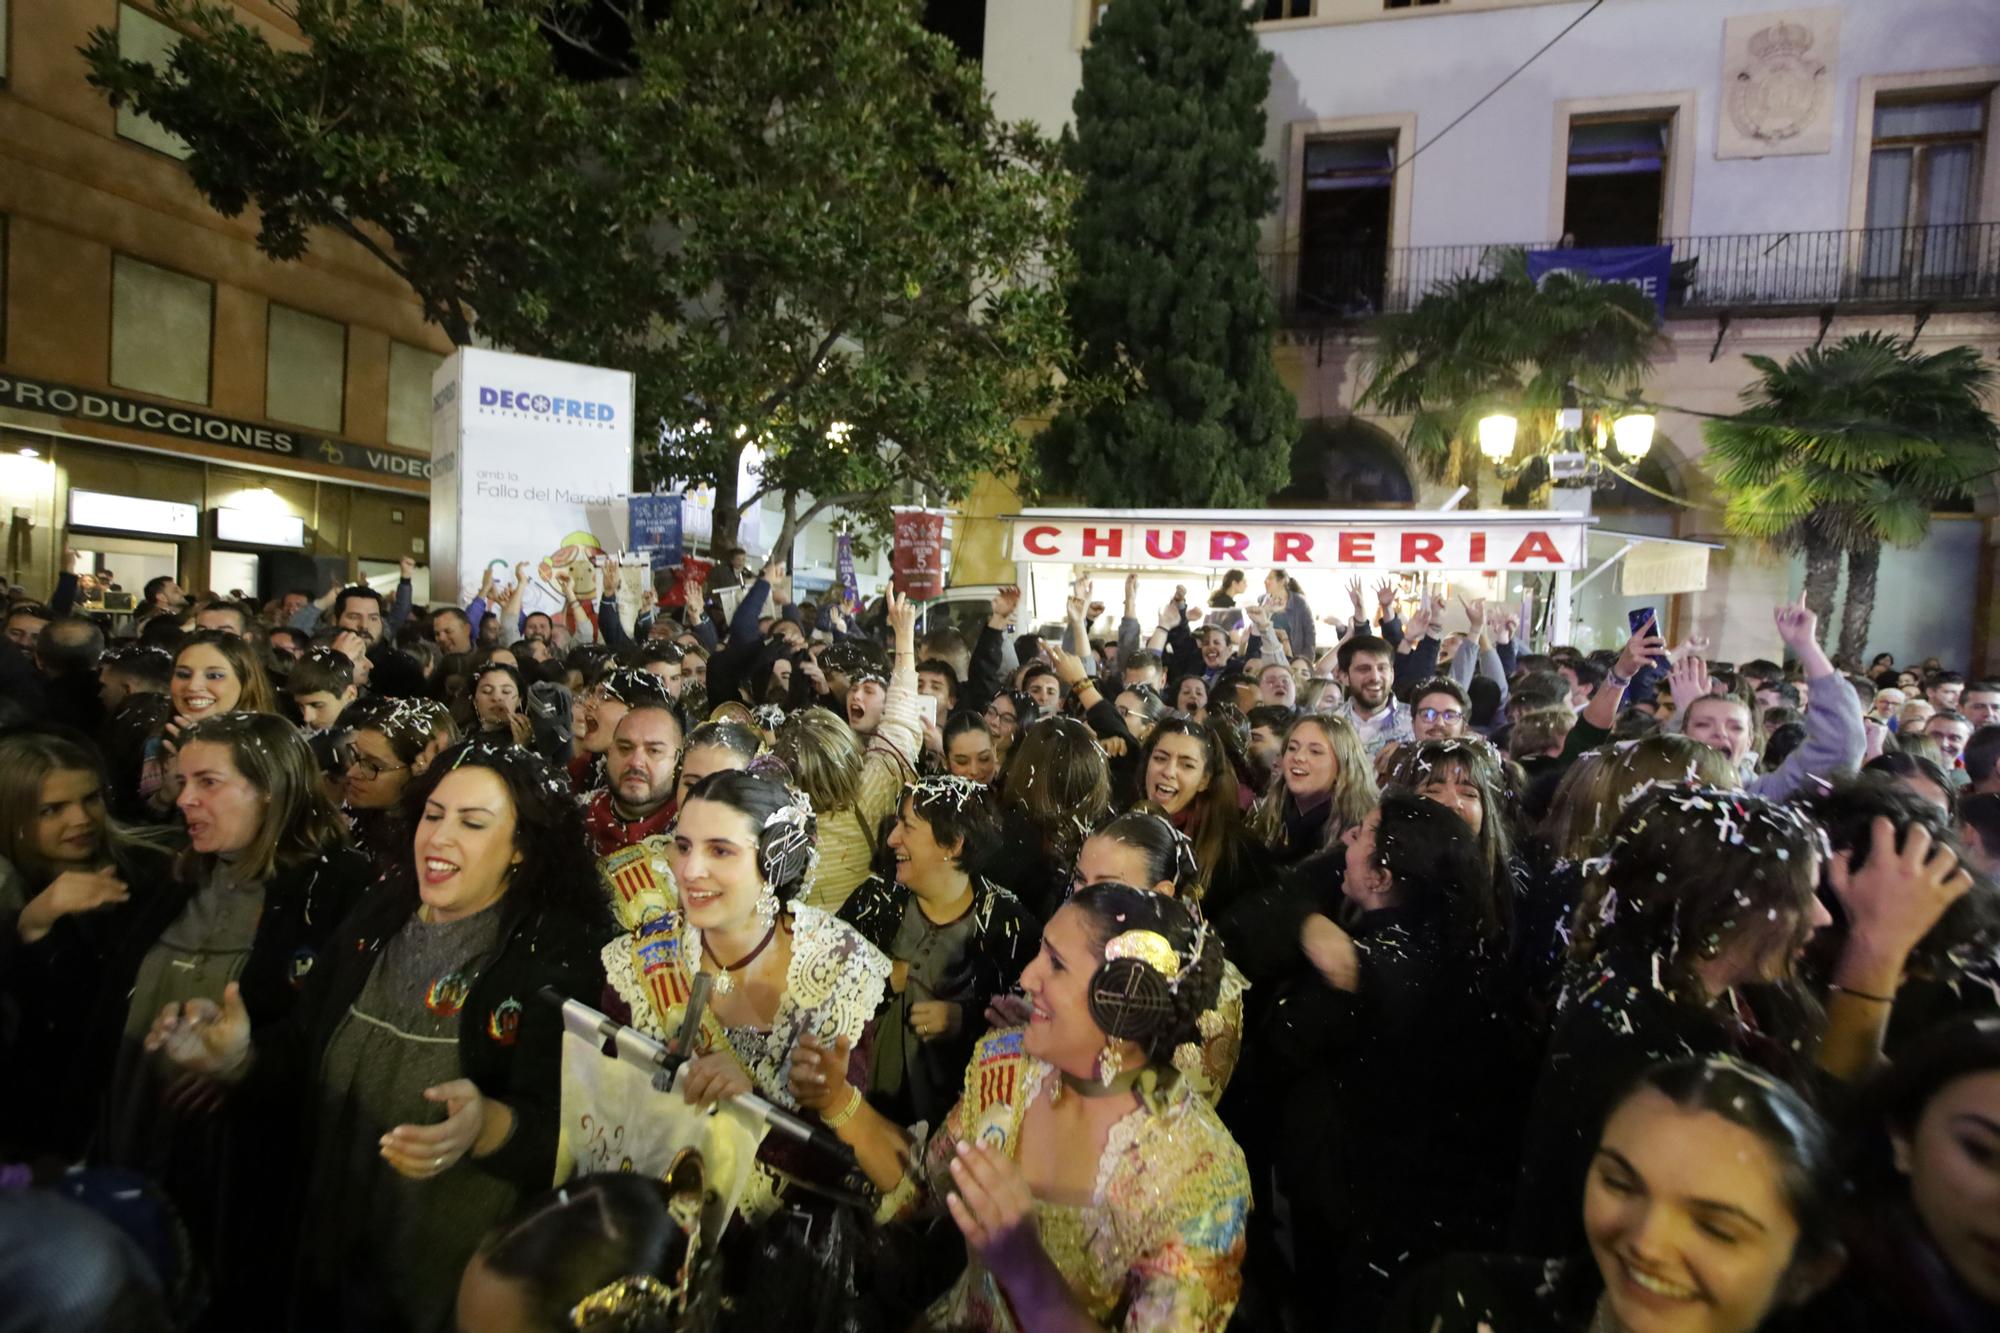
[1704,332,1998,662]
[1359,250,1663,489]
[1033,0,1295,507]
[85,0,1075,551]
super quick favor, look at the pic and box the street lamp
[1477,413,1518,465]
[1612,412,1656,462]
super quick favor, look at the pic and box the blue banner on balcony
[1526,245,1672,319]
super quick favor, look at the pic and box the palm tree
[1704,333,1999,662]
[1359,249,1664,486]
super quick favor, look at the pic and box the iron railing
[1261,221,2000,323]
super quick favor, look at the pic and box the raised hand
[1346,576,1367,616]
[1375,579,1397,612]
[1461,596,1487,639]
[399,555,415,579]
[1668,655,1712,713]
[1047,643,1090,690]
[1123,572,1139,615]
[1772,590,1817,652]
[1615,614,1665,681]
[989,585,1020,626]
[1830,818,1973,965]
[888,590,917,652]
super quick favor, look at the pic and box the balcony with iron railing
[1261,222,2000,324]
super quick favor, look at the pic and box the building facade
[984,0,2000,666]
[0,0,449,606]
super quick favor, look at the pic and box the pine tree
[1035,0,1297,507]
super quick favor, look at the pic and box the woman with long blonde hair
[1250,713,1377,866]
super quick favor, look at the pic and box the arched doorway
[1272,416,1416,506]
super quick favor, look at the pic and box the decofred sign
[1006,509,1591,571]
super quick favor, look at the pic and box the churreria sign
[0,372,432,482]
[475,385,619,428]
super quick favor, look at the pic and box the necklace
[1056,1069,1141,1101]
[702,923,778,989]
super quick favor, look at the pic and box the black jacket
[1382,1253,1600,1333]
[1,839,179,1155]
[259,884,616,1191]
[1259,901,1532,1320]
[840,876,1039,1029]
[80,844,376,1117]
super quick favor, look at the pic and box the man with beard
[1335,635,1412,759]
[586,701,686,901]
[571,667,675,792]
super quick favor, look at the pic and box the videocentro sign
[476,386,618,427]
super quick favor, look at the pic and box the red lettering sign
[1400,531,1444,563]
[1081,527,1124,558]
[1209,530,1249,561]
[1145,528,1186,560]
[1022,525,1060,556]
[1509,530,1563,564]
[1272,531,1312,563]
[1337,531,1373,563]
[1468,532,1487,564]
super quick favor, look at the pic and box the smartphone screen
[915,694,939,727]
[1627,606,1659,637]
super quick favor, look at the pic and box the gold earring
[1097,1041,1124,1088]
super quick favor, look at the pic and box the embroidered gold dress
[1175,960,1248,1105]
[600,902,891,1216]
[900,1026,1250,1332]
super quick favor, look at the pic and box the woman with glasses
[981,689,1034,767]
[336,696,460,871]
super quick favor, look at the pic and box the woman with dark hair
[839,776,1041,1127]
[1799,1018,2000,1331]
[335,695,459,871]
[794,883,1249,1329]
[145,737,615,1332]
[1386,738,1527,921]
[601,769,891,1218]
[1247,713,1376,866]
[1071,811,1246,1104]
[469,661,570,768]
[986,715,1113,921]
[0,730,178,1154]
[980,688,1035,763]
[1171,675,1209,723]
[1389,1057,1844,1332]
[1865,748,1956,813]
[1258,792,1524,1325]
[1133,716,1268,925]
[671,720,760,811]
[458,1170,717,1333]
[1517,783,1972,1258]
[942,712,1000,786]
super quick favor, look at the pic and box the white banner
[1006,510,1590,572]
[429,347,635,606]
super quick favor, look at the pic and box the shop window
[115,5,191,159]
[1297,134,1397,316]
[1562,115,1671,247]
[387,341,443,452]
[110,255,212,404]
[266,304,346,432]
[1261,0,1312,19]
[1863,94,1988,281]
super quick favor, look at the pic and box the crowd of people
[1,546,1998,1333]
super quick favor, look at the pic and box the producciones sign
[0,372,433,481]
